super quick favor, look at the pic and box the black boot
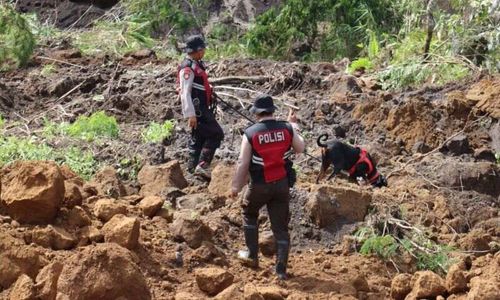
[187,151,200,174]
[238,225,259,268]
[275,240,290,280]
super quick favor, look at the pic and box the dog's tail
[317,134,329,148]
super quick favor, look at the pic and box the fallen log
[210,76,271,85]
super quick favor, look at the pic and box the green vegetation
[0,4,36,70]
[355,226,455,274]
[40,64,57,77]
[495,152,500,164]
[117,157,142,180]
[0,115,4,129]
[65,111,119,141]
[0,137,98,179]
[142,120,175,143]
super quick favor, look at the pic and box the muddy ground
[0,44,499,300]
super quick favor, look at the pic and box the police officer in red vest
[231,95,305,280]
[178,35,224,178]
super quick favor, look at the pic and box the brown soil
[0,45,499,299]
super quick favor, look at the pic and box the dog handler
[231,95,305,280]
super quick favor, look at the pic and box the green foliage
[360,234,398,259]
[204,39,250,60]
[0,136,98,180]
[496,152,500,164]
[0,4,36,70]
[65,111,119,141]
[117,157,142,180]
[0,115,4,129]
[348,58,374,73]
[40,64,57,77]
[142,120,175,143]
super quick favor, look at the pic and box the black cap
[250,95,277,114]
[184,35,206,53]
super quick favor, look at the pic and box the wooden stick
[210,76,271,85]
[37,56,84,69]
[216,92,248,109]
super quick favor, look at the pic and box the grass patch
[142,120,174,143]
[40,64,57,77]
[65,111,119,141]
[0,137,98,180]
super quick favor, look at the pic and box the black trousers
[242,178,290,244]
[189,111,224,163]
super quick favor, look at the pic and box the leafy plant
[0,4,36,70]
[41,64,57,77]
[360,234,399,259]
[117,157,142,180]
[65,111,119,141]
[57,147,98,181]
[348,58,374,73]
[142,120,174,143]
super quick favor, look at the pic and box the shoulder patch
[183,68,191,80]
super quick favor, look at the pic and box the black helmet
[250,95,277,114]
[184,35,206,53]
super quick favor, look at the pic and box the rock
[208,164,234,197]
[79,226,104,244]
[214,284,243,300]
[55,243,151,300]
[412,141,432,154]
[128,49,156,60]
[90,166,127,198]
[176,193,225,214]
[258,285,287,300]
[391,274,412,300]
[175,292,202,300]
[53,49,82,59]
[0,161,64,224]
[458,229,493,252]
[350,274,370,292]
[63,180,83,208]
[157,208,174,223]
[467,277,500,300]
[305,185,372,228]
[171,213,213,249]
[48,77,75,97]
[195,267,234,296]
[138,161,188,196]
[93,198,127,222]
[406,271,446,299]
[191,241,228,266]
[0,232,46,289]
[67,206,92,227]
[34,261,63,300]
[446,263,468,294]
[102,214,140,250]
[244,283,265,300]
[32,225,77,250]
[438,162,500,197]
[259,231,276,257]
[330,74,362,100]
[474,147,496,162]
[445,134,471,155]
[138,195,164,218]
[9,274,35,300]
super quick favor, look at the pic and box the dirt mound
[0,161,64,224]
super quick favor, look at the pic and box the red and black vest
[177,58,212,109]
[244,120,294,184]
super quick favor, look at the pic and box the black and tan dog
[316,134,387,187]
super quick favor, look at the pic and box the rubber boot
[195,148,215,179]
[187,151,200,174]
[238,225,259,268]
[275,240,290,280]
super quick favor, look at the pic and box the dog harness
[245,120,294,184]
[348,148,380,183]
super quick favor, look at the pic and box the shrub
[359,234,398,259]
[65,111,119,141]
[58,147,98,180]
[0,4,36,70]
[142,120,175,143]
[348,58,374,73]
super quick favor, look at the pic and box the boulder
[259,231,276,257]
[208,164,234,197]
[438,162,500,197]
[67,206,92,227]
[412,141,432,154]
[390,273,412,300]
[244,283,265,300]
[90,166,127,198]
[467,277,500,300]
[128,49,156,60]
[93,198,127,222]
[171,213,213,249]
[138,195,164,218]
[138,161,188,196]
[32,225,77,250]
[0,161,64,224]
[157,208,174,223]
[0,232,46,290]
[446,263,468,294]
[175,292,202,300]
[9,274,35,300]
[191,241,228,266]
[406,271,446,299]
[257,285,287,300]
[214,284,243,300]
[48,77,76,97]
[34,261,63,300]
[55,243,151,300]
[79,226,104,245]
[176,193,225,214]
[305,185,372,228]
[474,147,496,162]
[102,214,140,250]
[458,229,493,252]
[445,134,470,155]
[63,180,83,208]
[195,267,234,296]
